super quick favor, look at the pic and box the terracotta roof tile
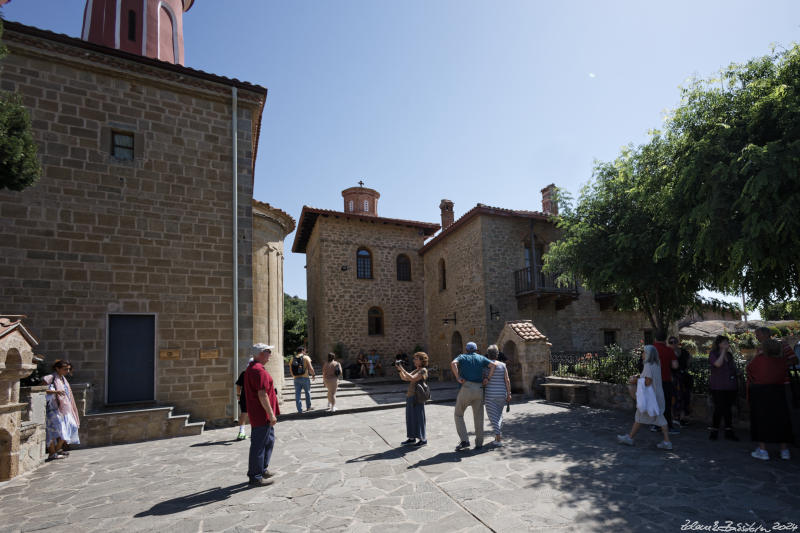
[0,315,39,345]
[506,320,548,342]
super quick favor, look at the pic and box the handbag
[414,380,431,405]
[334,363,341,377]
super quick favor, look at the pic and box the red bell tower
[81,0,194,65]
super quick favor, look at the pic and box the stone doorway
[450,331,463,359]
[503,340,523,393]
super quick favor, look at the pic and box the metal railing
[514,266,578,295]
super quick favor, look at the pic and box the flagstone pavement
[1,399,799,533]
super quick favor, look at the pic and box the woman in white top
[484,345,511,447]
[617,345,672,450]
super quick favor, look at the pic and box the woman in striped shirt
[484,345,512,447]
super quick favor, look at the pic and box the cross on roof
[358,180,364,187]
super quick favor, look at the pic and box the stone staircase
[79,404,205,447]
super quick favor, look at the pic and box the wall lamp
[442,312,457,325]
[341,265,349,271]
[489,305,501,321]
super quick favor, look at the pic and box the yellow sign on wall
[159,349,181,360]
[199,348,219,359]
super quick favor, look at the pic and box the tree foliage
[668,45,800,303]
[759,300,800,321]
[0,18,42,191]
[283,294,307,356]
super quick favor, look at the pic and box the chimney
[541,184,558,215]
[439,199,454,230]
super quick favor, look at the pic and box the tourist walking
[43,360,80,461]
[484,345,512,447]
[245,344,279,486]
[451,342,497,451]
[748,339,793,461]
[670,336,693,425]
[708,335,740,441]
[398,352,429,447]
[357,351,368,378]
[290,347,315,412]
[653,332,679,434]
[322,352,342,412]
[234,358,252,441]
[617,345,673,450]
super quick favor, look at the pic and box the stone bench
[543,383,588,405]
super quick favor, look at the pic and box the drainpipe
[232,87,239,421]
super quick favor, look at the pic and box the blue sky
[5,1,799,315]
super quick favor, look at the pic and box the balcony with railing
[514,265,578,308]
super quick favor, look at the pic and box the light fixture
[341,265,349,271]
[442,312,457,325]
[489,305,500,321]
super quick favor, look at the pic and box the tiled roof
[0,315,39,346]
[292,206,440,254]
[253,200,296,234]
[419,203,551,255]
[506,320,548,342]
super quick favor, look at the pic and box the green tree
[759,300,800,321]
[543,137,724,339]
[283,294,307,356]
[667,45,800,304]
[0,19,41,191]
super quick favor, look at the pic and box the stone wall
[423,216,486,371]
[18,386,47,475]
[306,216,427,366]
[0,27,265,425]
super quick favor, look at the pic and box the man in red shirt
[245,343,279,486]
[653,332,679,434]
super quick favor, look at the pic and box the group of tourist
[618,327,797,461]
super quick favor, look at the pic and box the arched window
[438,258,446,291]
[451,331,463,358]
[357,248,372,279]
[396,254,411,281]
[363,199,369,213]
[348,200,354,212]
[368,307,384,336]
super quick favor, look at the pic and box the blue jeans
[294,377,311,412]
[247,425,275,481]
[405,397,426,441]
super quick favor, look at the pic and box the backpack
[414,380,431,405]
[291,355,306,377]
[334,363,341,377]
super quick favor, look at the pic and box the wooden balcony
[514,266,579,309]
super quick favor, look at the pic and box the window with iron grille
[396,254,411,281]
[111,131,134,160]
[363,200,369,212]
[368,307,383,335]
[603,330,617,347]
[357,248,372,279]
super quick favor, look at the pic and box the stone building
[421,186,652,372]
[296,185,651,373]
[0,2,290,431]
[292,186,439,361]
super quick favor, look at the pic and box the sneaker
[236,432,247,441]
[412,440,427,447]
[656,441,673,450]
[751,448,769,461]
[617,434,634,446]
[248,477,274,486]
[402,438,416,445]
[649,425,659,432]
[331,406,336,412]
[491,440,503,448]
[455,441,470,452]
[781,449,791,460]
[473,443,483,450]
[262,470,275,478]
[668,427,680,435]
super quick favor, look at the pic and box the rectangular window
[128,10,136,41]
[112,131,134,160]
[643,329,654,345]
[603,330,617,347]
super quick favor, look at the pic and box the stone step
[79,405,205,447]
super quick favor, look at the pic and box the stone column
[252,201,295,404]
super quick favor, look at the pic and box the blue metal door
[107,314,155,404]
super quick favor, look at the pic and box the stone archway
[451,331,463,359]
[503,340,523,393]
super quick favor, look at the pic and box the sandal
[47,453,67,461]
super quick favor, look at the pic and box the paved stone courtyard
[1,399,799,533]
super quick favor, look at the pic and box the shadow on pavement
[189,439,238,448]
[346,445,417,463]
[134,483,251,516]
[494,404,800,530]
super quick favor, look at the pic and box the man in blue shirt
[450,342,497,451]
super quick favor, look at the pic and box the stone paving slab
[2,399,799,532]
